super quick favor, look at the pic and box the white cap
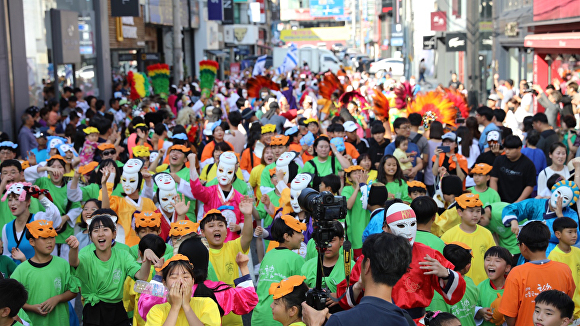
[442,132,457,142]
[343,121,358,132]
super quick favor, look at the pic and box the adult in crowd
[425,121,444,196]
[344,121,369,155]
[18,113,38,159]
[408,113,430,182]
[384,117,423,179]
[476,106,500,152]
[497,78,515,109]
[455,126,480,187]
[536,142,569,197]
[533,84,562,128]
[432,132,468,183]
[533,113,559,165]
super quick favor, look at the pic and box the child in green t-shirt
[0,278,29,326]
[130,211,173,261]
[375,155,412,203]
[475,246,513,326]
[341,165,370,256]
[467,163,501,207]
[11,219,78,326]
[270,275,309,326]
[408,180,428,201]
[430,242,479,326]
[0,237,16,278]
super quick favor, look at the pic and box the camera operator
[302,232,413,326]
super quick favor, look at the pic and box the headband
[281,215,306,233]
[98,143,115,151]
[0,141,17,149]
[211,120,223,132]
[133,145,151,158]
[83,127,99,135]
[134,123,147,128]
[261,124,276,134]
[1,182,32,202]
[169,220,199,237]
[26,220,58,239]
[134,211,162,228]
[470,163,493,176]
[155,254,193,272]
[270,135,290,146]
[385,203,416,225]
[407,180,427,190]
[456,193,483,209]
[304,118,318,125]
[344,165,364,174]
[268,275,306,299]
[47,155,66,163]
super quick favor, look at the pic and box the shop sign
[431,11,447,31]
[51,9,80,64]
[111,0,140,17]
[122,25,138,38]
[423,35,437,50]
[445,32,467,52]
[505,22,518,37]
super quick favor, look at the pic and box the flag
[253,55,268,76]
[276,44,298,75]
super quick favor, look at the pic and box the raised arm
[330,143,352,169]
[239,196,255,253]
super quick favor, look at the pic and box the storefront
[525,32,580,87]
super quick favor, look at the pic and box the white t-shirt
[537,166,571,197]
[520,93,534,114]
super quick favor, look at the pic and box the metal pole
[351,0,356,48]
[173,0,183,84]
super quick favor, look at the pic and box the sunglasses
[103,150,116,156]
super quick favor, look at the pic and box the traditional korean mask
[149,151,159,163]
[289,174,312,213]
[122,159,143,195]
[47,136,66,150]
[550,180,580,209]
[154,173,177,213]
[1,182,31,202]
[217,152,237,186]
[385,203,417,245]
[276,152,298,184]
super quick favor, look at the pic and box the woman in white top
[456,126,481,187]
[537,142,570,197]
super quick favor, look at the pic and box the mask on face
[216,152,237,186]
[276,152,298,184]
[242,89,248,98]
[149,151,159,163]
[261,92,268,99]
[154,173,177,213]
[1,182,32,202]
[122,159,143,195]
[385,203,417,245]
[550,180,580,209]
[290,174,313,213]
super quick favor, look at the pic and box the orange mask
[98,143,115,151]
[170,220,199,237]
[78,162,99,175]
[407,180,427,190]
[155,254,193,272]
[281,215,306,233]
[135,211,162,228]
[168,145,191,154]
[270,135,289,146]
[269,275,306,299]
[202,209,222,220]
[470,163,493,176]
[456,193,483,209]
[26,220,58,239]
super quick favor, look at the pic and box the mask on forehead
[487,130,500,143]
[154,173,177,213]
[47,136,65,150]
[290,174,312,213]
[385,203,417,245]
[276,152,298,184]
[217,152,237,186]
[149,151,159,163]
[122,159,143,194]
[550,180,580,209]
[1,182,32,202]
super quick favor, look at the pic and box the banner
[208,0,223,21]
[309,0,344,17]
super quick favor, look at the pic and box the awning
[206,50,228,58]
[524,32,580,49]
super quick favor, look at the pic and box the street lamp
[545,54,553,81]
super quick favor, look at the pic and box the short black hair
[228,110,242,126]
[154,123,167,136]
[361,233,412,286]
[270,218,298,243]
[411,196,438,225]
[320,174,341,194]
[371,123,386,134]
[333,124,345,133]
[425,311,459,326]
[394,136,408,148]
[532,112,549,124]
[477,106,494,122]
[393,117,411,130]
[109,97,120,107]
[535,290,575,319]
[484,246,513,266]
[200,212,227,230]
[408,113,422,127]
[493,109,506,123]
[88,215,117,235]
[278,281,309,318]
[518,221,551,252]
[0,159,22,172]
[504,135,522,149]
[63,86,73,93]
[552,217,578,233]
[138,234,166,258]
[546,173,563,191]
[562,115,577,129]
[0,279,28,317]
[443,243,472,272]
[330,220,345,239]
[549,142,567,155]
[526,129,541,146]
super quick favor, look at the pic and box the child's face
[360,157,372,171]
[410,191,426,201]
[88,133,99,142]
[372,132,385,143]
[384,158,398,176]
[213,150,223,162]
[484,255,510,282]
[443,194,455,204]
[319,182,332,193]
[534,302,570,326]
[473,173,490,186]
[137,227,161,239]
[49,148,58,156]
[334,131,345,138]
[90,223,116,251]
[163,265,194,289]
[82,201,99,222]
[349,170,363,184]
[458,207,482,227]
[325,236,343,259]
[285,231,304,250]
[263,148,274,164]
[308,123,319,134]
[65,151,74,160]
[169,150,186,166]
[272,145,288,159]
[399,140,408,152]
[478,207,492,227]
[201,220,228,247]
[556,228,578,247]
[213,127,225,140]
[261,132,273,145]
[271,298,292,325]
[8,195,29,216]
[30,236,55,255]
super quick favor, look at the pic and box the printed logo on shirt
[403,276,420,293]
[480,244,487,256]
[54,277,62,292]
[496,226,506,235]
[576,263,580,276]
[525,283,552,298]
[500,167,523,177]
[226,262,235,276]
[112,269,122,284]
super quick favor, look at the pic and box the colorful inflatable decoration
[147,64,170,98]
[246,75,280,99]
[199,60,219,98]
[445,88,469,119]
[407,91,457,127]
[394,81,415,110]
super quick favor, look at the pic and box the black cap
[241,108,255,120]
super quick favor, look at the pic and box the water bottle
[247,183,254,199]
[134,280,168,298]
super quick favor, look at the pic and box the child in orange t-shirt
[498,221,576,326]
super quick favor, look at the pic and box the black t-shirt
[367,137,390,167]
[475,151,502,167]
[490,154,537,203]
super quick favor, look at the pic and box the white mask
[385,203,417,245]
[154,173,177,213]
[217,152,237,186]
[290,174,312,213]
[149,152,159,163]
[276,152,298,184]
[551,185,574,208]
[242,89,248,98]
[122,159,143,194]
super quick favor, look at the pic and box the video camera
[298,188,349,310]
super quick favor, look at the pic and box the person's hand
[48,167,63,180]
[360,171,369,184]
[56,217,68,232]
[325,293,339,308]
[532,84,544,93]
[255,226,264,236]
[260,194,271,207]
[187,153,196,163]
[510,219,519,236]
[66,235,79,249]
[11,248,25,262]
[555,195,564,217]
[476,307,493,321]
[167,281,183,308]
[330,143,338,153]
[302,143,310,152]
[239,195,254,215]
[438,166,448,177]
[451,154,458,163]
[235,252,249,269]
[136,128,147,140]
[434,148,443,155]
[344,154,353,161]
[174,194,190,216]
[142,249,160,265]
[181,278,193,310]
[301,302,330,326]
[101,169,110,186]
[141,168,152,183]
[29,303,48,316]
[153,257,165,275]
[27,151,37,166]
[388,193,396,200]
[490,142,501,155]
[419,254,449,278]
[275,169,286,184]
[158,148,165,159]
[228,223,241,233]
[40,296,59,314]
[573,158,580,171]
[552,78,561,88]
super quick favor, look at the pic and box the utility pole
[351,0,356,48]
[173,0,183,84]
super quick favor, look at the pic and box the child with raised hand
[145,254,221,326]
[408,180,428,201]
[270,275,310,326]
[376,155,412,203]
[11,220,78,326]
[479,203,520,265]
[533,290,575,326]
[0,278,30,326]
[66,213,160,326]
[468,163,500,207]
[548,217,580,321]
[252,216,306,326]
[476,246,513,326]
[341,165,370,259]
[441,193,495,285]
[357,153,377,184]
[424,311,461,326]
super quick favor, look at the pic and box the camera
[298,188,348,310]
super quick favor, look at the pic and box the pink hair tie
[432,311,441,319]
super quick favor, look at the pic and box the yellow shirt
[548,246,580,319]
[145,297,221,326]
[109,195,158,247]
[250,164,267,199]
[123,268,154,326]
[393,148,413,170]
[441,224,496,285]
[432,207,460,237]
[208,238,249,286]
[366,170,378,184]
